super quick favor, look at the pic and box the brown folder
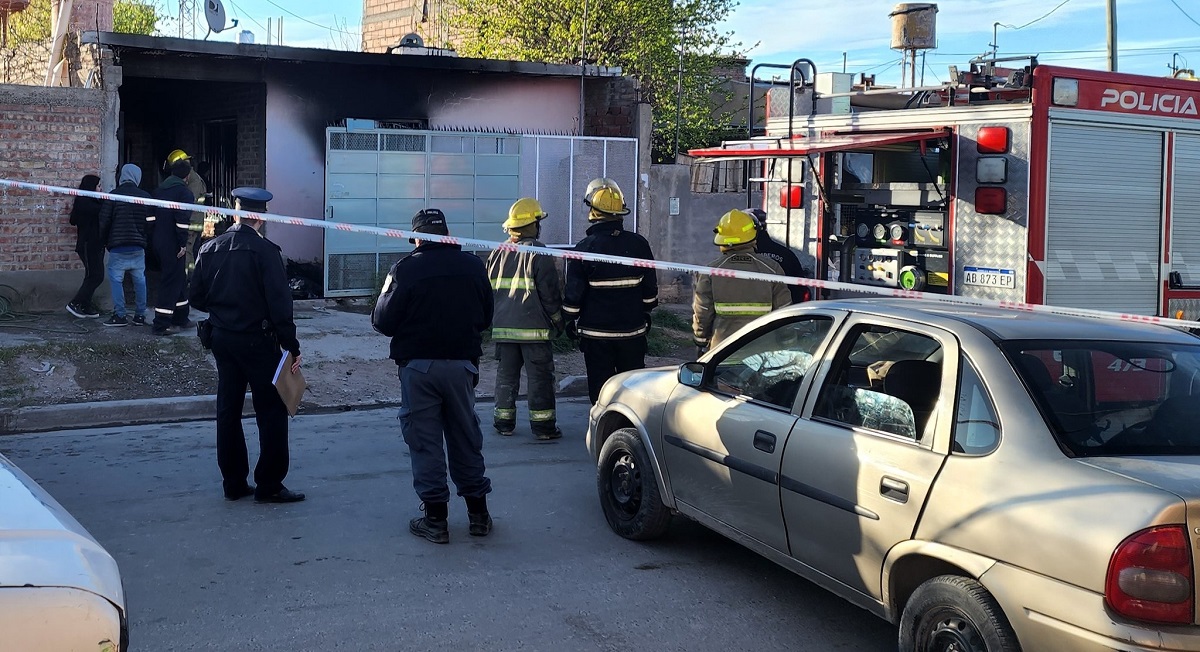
[272,351,307,417]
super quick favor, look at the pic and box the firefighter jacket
[563,220,658,340]
[98,182,153,251]
[755,232,810,303]
[692,242,791,349]
[189,224,300,356]
[371,242,493,364]
[151,175,194,251]
[486,237,564,342]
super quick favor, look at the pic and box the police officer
[151,155,196,335]
[372,209,494,544]
[487,198,565,440]
[562,178,658,404]
[748,208,811,304]
[189,187,305,504]
[694,209,791,352]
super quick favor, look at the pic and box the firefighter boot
[465,495,492,537]
[410,501,449,544]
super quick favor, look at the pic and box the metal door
[1044,123,1163,315]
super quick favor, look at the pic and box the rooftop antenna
[203,0,237,40]
[179,0,197,39]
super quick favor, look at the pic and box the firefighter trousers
[493,342,557,435]
[580,336,648,404]
[212,329,290,496]
[152,242,190,330]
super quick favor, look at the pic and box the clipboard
[272,351,307,417]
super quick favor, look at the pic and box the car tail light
[975,187,1007,214]
[1106,526,1194,624]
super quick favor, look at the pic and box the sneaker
[409,516,450,544]
[66,302,100,319]
[468,512,493,537]
[534,428,563,441]
[131,315,146,326]
[103,314,128,327]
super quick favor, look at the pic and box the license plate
[963,267,1015,289]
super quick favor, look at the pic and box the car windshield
[1003,339,1200,457]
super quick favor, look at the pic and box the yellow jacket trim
[492,327,551,340]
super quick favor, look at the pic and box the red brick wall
[0,85,104,272]
[583,77,640,138]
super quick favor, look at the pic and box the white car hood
[0,453,124,609]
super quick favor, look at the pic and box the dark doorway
[203,120,238,209]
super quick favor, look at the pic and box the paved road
[1,400,896,651]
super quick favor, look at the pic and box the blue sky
[188,0,1200,84]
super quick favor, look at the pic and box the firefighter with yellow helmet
[693,209,791,352]
[486,198,565,440]
[562,178,658,404]
[163,149,208,271]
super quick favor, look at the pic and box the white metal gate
[324,129,639,296]
[1172,133,1200,286]
[1044,123,1163,315]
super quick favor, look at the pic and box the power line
[254,0,359,36]
[225,0,268,33]
[1167,0,1200,29]
[996,0,1074,31]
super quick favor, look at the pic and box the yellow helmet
[503,197,547,230]
[713,209,758,246]
[583,177,630,219]
[165,149,191,166]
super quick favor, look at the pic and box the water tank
[890,3,937,50]
[237,30,254,44]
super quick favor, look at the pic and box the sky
[182,0,1200,85]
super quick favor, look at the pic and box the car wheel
[596,427,671,541]
[898,575,1020,652]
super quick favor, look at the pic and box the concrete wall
[644,163,763,303]
[0,84,104,308]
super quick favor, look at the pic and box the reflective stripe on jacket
[486,237,563,343]
[692,243,791,349]
[563,220,658,340]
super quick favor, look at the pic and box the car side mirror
[679,362,706,388]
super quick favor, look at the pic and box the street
[0,400,895,651]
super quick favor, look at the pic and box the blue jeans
[106,250,147,318]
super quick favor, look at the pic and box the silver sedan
[587,299,1200,652]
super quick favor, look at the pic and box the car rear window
[1003,339,1200,456]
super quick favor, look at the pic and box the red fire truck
[691,57,1200,319]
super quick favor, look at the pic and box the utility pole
[991,22,999,60]
[1106,0,1117,71]
[673,23,686,161]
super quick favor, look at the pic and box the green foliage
[448,0,742,161]
[5,0,161,47]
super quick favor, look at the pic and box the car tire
[596,427,671,541]
[898,575,1020,652]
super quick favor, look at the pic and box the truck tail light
[977,127,1010,153]
[1106,526,1194,625]
[780,185,803,209]
[975,187,1007,214]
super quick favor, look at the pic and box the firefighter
[150,155,196,335]
[563,178,658,404]
[747,208,810,304]
[487,198,565,440]
[693,209,792,352]
[164,149,208,272]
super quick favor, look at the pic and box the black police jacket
[563,220,658,339]
[189,224,300,356]
[755,232,810,303]
[371,242,493,364]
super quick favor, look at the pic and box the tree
[113,1,162,35]
[6,0,163,46]
[447,0,742,162]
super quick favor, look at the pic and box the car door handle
[880,476,909,503]
[753,430,776,454]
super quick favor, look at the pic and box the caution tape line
[4,178,1197,330]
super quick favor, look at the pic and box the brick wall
[583,77,640,138]
[362,0,460,52]
[69,0,115,32]
[0,85,103,273]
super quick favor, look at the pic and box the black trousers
[212,329,290,496]
[71,242,105,307]
[153,242,190,328]
[580,336,648,404]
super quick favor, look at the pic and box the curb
[0,385,594,436]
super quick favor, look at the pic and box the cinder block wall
[0,84,104,307]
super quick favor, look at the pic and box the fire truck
[690,56,1200,319]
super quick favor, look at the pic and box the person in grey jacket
[98,164,153,327]
[486,198,564,440]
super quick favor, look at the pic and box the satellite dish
[202,0,237,39]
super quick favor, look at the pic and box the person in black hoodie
[371,209,494,544]
[747,208,811,304]
[151,159,196,335]
[98,164,153,327]
[66,174,103,319]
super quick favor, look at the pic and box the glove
[565,320,580,340]
[694,338,709,357]
[549,316,565,340]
